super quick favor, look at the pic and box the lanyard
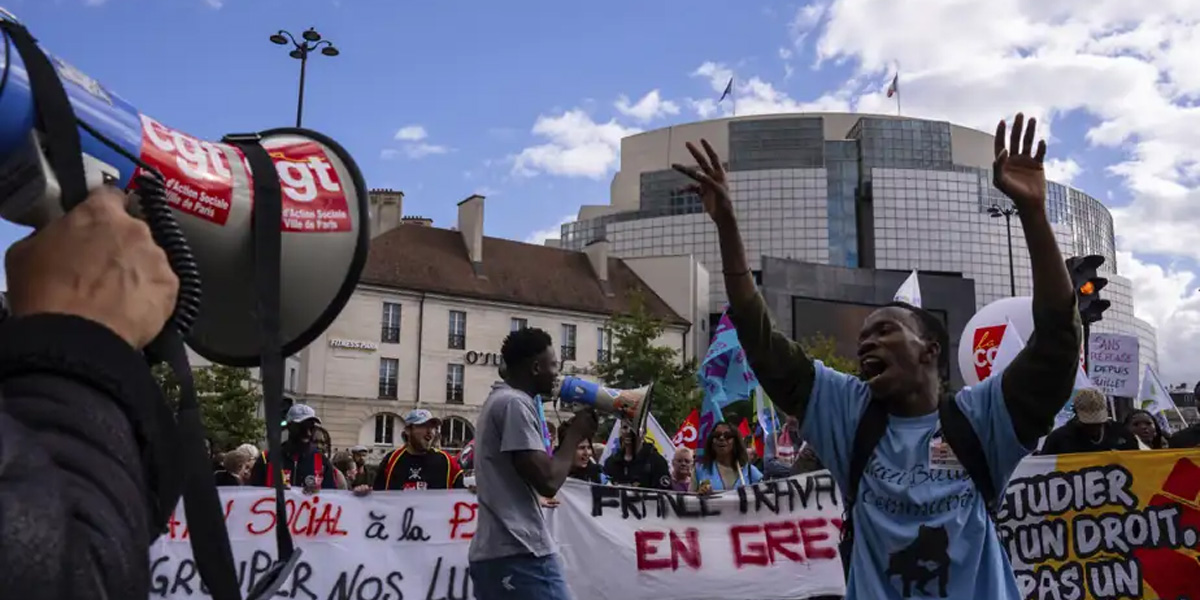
[535,395,553,454]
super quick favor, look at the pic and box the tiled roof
[360,224,689,326]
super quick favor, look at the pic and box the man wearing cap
[1040,388,1138,455]
[373,409,465,491]
[248,404,337,493]
[350,444,374,487]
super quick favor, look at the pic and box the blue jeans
[469,553,572,600]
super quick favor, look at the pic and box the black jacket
[0,314,179,600]
[603,444,672,489]
[1039,418,1139,455]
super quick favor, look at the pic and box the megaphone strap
[0,20,88,210]
[225,135,303,600]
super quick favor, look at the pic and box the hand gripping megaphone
[555,375,655,440]
[0,10,365,600]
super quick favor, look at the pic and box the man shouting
[673,113,1080,599]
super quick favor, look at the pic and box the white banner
[148,472,846,600]
[1087,333,1140,397]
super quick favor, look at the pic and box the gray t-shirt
[468,382,556,561]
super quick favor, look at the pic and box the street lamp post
[269,28,340,128]
[988,204,1019,297]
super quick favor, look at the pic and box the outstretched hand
[993,113,1047,213]
[672,140,735,224]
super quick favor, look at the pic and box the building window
[560,324,577,361]
[448,310,467,349]
[381,302,401,343]
[597,327,612,362]
[378,358,398,399]
[286,366,297,392]
[440,416,475,451]
[446,363,464,404]
[374,414,396,445]
[511,317,528,332]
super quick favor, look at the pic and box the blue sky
[6,1,1200,383]
[5,0,838,243]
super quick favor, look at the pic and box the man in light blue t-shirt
[673,114,1081,599]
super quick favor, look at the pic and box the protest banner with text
[1002,449,1200,600]
[148,450,1200,600]
[148,471,846,600]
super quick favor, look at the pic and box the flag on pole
[1138,365,1186,432]
[598,413,677,465]
[893,270,922,307]
[886,73,899,98]
[696,305,759,456]
[671,409,700,450]
[719,77,733,103]
[753,386,780,459]
[989,318,1025,376]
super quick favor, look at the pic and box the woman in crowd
[559,419,603,484]
[1124,409,1170,450]
[214,447,254,486]
[692,422,762,493]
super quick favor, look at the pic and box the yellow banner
[1000,449,1200,600]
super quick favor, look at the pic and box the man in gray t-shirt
[468,328,597,600]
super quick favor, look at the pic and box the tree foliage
[592,293,700,434]
[153,363,265,451]
[800,333,859,376]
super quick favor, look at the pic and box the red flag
[738,418,751,441]
[672,409,700,450]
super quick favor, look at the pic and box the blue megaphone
[555,376,655,439]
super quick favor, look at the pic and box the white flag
[598,413,676,465]
[1138,365,1185,432]
[989,318,1025,375]
[894,270,922,307]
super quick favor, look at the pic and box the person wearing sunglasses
[692,422,762,493]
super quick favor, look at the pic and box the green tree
[592,292,700,434]
[800,333,859,375]
[153,363,265,451]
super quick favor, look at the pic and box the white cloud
[394,125,428,141]
[511,109,641,179]
[203,0,223,7]
[524,216,575,245]
[614,90,680,123]
[787,0,1200,382]
[403,143,449,159]
[1116,252,1200,385]
[474,186,499,197]
[1045,158,1083,186]
[789,2,828,46]
[384,125,450,160]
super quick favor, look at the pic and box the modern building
[550,113,1158,379]
[276,191,706,458]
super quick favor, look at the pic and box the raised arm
[992,114,1083,447]
[672,141,816,420]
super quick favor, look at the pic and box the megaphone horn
[555,376,654,438]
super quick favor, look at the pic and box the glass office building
[554,113,1157,375]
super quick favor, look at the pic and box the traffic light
[280,395,295,428]
[1066,255,1111,324]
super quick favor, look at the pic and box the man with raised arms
[672,113,1081,599]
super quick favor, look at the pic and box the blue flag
[696,305,759,455]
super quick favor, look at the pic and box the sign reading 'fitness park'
[327,339,378,351]
[148,450,1200,600]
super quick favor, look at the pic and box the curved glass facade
[559,115,1156,375]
